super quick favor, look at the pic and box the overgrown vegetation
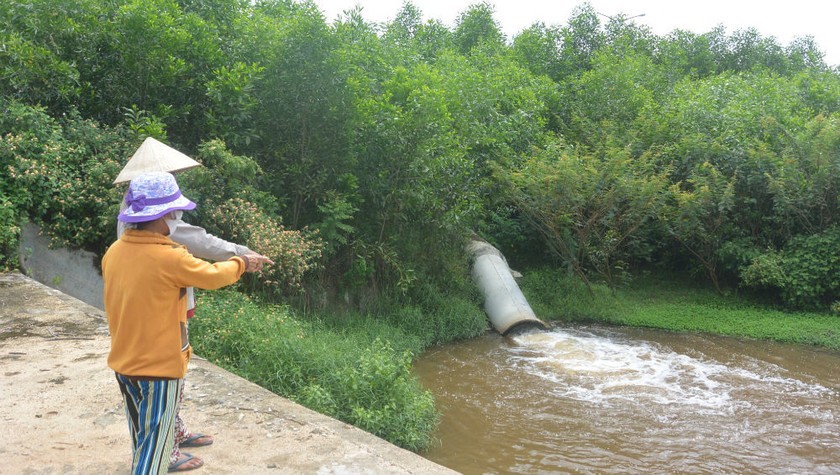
[3,0,839,310]
[3,0,840,451]
[189,290,452,451]
[190,278,486,453]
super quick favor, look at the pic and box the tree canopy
[2,0,839,309]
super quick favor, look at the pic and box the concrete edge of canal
[0,271,461,475]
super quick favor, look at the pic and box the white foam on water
[508,328,835,412]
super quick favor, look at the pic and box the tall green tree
[654,29,718,79]
[663,162,736,292]
[244,1,355,228]
[453,2,505,55]
[766,113,840,236]
[498,140,668,288]
[560,49,664,145]
[511,23,564,81]
[555,3,604,78]
[0,0,97,113]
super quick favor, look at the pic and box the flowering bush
[0,193,20,270]
[0,101,320,297]
[0,102,133,263]
[203,197,323,296]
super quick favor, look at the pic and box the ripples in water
[415,325,840,475]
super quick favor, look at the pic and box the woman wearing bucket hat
[114,139,273,471]
[103,171,267,474]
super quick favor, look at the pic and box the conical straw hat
[113,137,202,184]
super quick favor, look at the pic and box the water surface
[414,325,840,474]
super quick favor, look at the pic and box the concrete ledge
[0,272,459,474]
[19,222,105,310]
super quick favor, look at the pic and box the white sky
[312,0,840,66]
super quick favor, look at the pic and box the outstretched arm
[169,219,252,260]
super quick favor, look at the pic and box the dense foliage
[3,0,840,309]
[3,0,840,450]
[189,290,445,451]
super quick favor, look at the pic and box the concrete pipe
[467,239,547,335]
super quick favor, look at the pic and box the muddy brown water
[414,325,840,475]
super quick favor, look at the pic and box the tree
[498,140,668,288]
[560,49,664,145]
[556,3,604,77]
[453,2,505,55]
[0,0,95,113]
[663,162,736,293]
[766,113,840,236]
[204,62,265,149]
[384,2,423,46]
[786,36,828,71]
[511,23,564,80]
[654,29,718,79]
[244,1,355,227]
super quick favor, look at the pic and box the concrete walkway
[0,272,459,474]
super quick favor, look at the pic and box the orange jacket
[102,229,245,378]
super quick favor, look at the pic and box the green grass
[188,287,487,452]
[521,269,840,351]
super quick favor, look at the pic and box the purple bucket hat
[118,171,196,223]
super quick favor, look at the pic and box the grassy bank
[521,269,840,351]
[189,288,488,452]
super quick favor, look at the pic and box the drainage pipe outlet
[467,239,548,335]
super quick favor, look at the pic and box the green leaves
[742,226,840,308]
[663,161,736,292]
[453,1,505,55]
[0,32,80,110]
[205,62,265,148]
[499,141,668,288]
[3,0,840,308]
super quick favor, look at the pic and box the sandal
[180,433,214,448]
[168,452,203,472]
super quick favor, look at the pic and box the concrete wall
[18,222,105,310]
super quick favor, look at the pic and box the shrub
[0,102,133,258]
[0,193,20,270]
[333,340,438,452]
[189,290,439,452]
[203,197,324,297]
[742,226,840,309]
